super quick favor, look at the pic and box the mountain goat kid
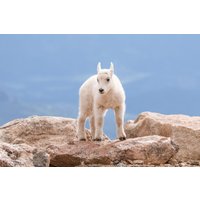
[77,62,126,141]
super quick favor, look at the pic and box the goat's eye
[107,78,110,82]
[97,78,99,82]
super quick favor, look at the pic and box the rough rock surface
[0,116,92,148]
[0,142,51,167]
[49,135,178,167]
[0,143,34,167]
[0,116,106,167]
[125,112,200,162]
[2,114,199,167]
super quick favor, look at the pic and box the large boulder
[0,116,92,148]
[49,135,177,167]
[125,112,200,162]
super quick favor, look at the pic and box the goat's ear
[97,62,101,73]
[110,62,114,75]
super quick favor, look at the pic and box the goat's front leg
[94,105,106,141]
[77,113,87,141]
[114,104,126,141]
[89,115,95,139]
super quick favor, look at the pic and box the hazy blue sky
[0,35,200,138]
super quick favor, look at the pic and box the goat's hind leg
[114,104,126,141]
[89,115,95,140]
[94,106,106,141]
[77,113,87,141]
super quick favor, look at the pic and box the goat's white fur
[77,62,126,141]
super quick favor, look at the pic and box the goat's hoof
[79,138,86,141]
[119,136,126,141]
[93,138,102,142]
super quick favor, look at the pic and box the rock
[114,135,178,165]
[0,143,34,167]
[33,150,50,167]
[0,116,95,148]
[125,112,200,162]
[0,115,179,167]
[0,115,108,167]
[49,135,177,167]
[0,143,51,167]
[48,140,113,167]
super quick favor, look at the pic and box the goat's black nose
[99,88,104,93]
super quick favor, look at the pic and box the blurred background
[0,34,200,139]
